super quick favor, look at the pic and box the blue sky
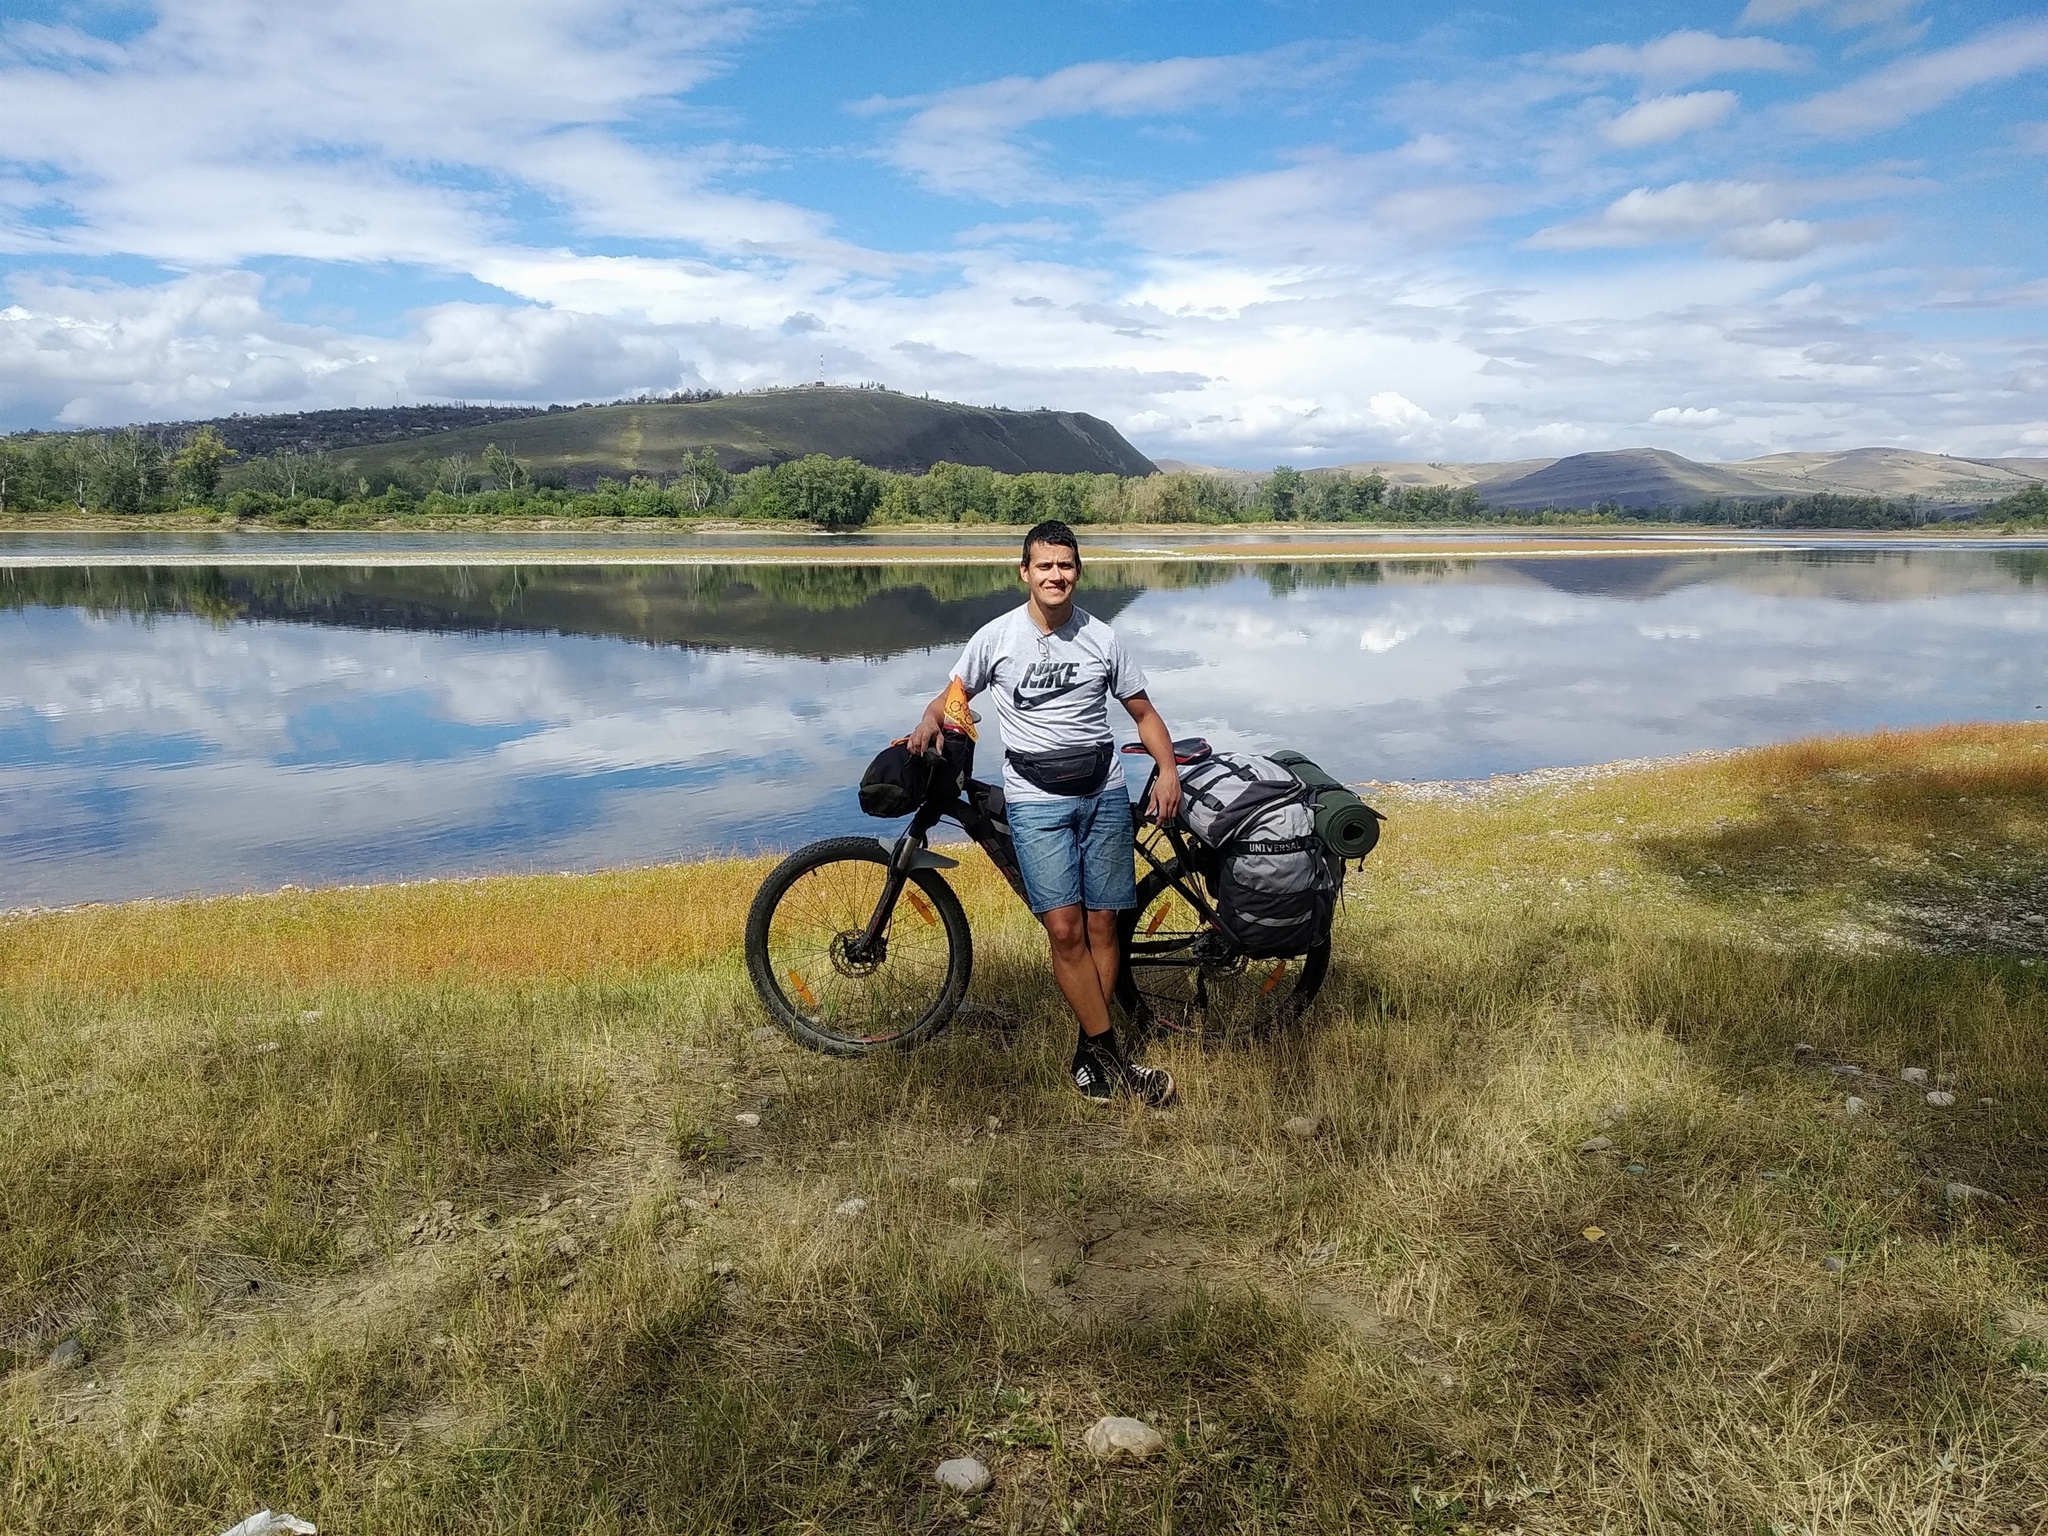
[2,0,2045,465]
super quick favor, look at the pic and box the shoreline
[0,743,1807,923]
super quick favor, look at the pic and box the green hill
[342,388,1156,485]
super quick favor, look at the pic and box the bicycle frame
[854,746,1229,971]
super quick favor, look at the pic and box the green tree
[481,443,526,498]
[171,426,236,505]
[0,439,26,515]
[1260,465,1302,520]
[779,454,881,529]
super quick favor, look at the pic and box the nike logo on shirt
[1014,659,1085,710]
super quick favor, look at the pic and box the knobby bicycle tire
[745,837,973,1056]
[1116,859,1329,1044]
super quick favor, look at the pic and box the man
[908,519,1183,1105]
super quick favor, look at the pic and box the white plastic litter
[217,1512,316,1536]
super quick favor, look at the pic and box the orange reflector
[906,890,936,925]
[787,972,819,1011]
[1145,905,1169,936]
[1260,962,1287,994]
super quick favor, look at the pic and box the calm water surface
[4,548,2045,906]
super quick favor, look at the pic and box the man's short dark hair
[1021,519,1080,569]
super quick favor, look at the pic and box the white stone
[1899,1067,1930,1086]
[834,1196,868,1218]
[1821,1255,1846,1274]
[1925,1091,1957,1108]
[47,1338,83,1369]
[946,1177,981,1193]
[1085,1415,1167,1462]
[1844,1096,1867,1116]
[934,1457,992,1495]
[1576,1136,1615,1154]
[734,1112,760,1128]
[1280,1115,1321,1140]
[1944,1182,1994,1205]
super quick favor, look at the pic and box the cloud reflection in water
[1,550,2043,905]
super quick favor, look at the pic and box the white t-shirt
[951,604,1149,803]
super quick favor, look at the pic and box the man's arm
[905,687,955,754]
[1121,692,1181,823]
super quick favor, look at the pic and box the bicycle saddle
[1120,737,1212,765]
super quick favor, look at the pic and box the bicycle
[743,735,1331,1056]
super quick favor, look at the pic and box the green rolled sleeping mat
[1270,750,1384,859]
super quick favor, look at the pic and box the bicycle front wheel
[745,837,972,1055]
[1117,860,1328,1045]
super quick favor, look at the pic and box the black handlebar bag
[859,732,974,818]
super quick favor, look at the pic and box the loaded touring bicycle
[743,729,1382,1055]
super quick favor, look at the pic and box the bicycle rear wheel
[745,837,972,1056]
[1116,860,1328,1044]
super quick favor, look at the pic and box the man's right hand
[906,718,941,755]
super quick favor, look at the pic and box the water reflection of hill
[0,564,1143,660]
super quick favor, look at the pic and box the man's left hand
[1148,767,1182,826]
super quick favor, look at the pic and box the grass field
[3,724,2045,1534]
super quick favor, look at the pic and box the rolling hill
[1163,446,2048,508]
[342,388,1156,484]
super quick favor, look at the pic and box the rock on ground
[1844,1096,1867,1116]
[1926,1091,1957,1108]
[1900,1067,1930,1085]
[934,1457,992,1495]
[1280,1115,1322,1140]
[1577,1136,1615,1154]
[833,1196,868,1217]
[47,1338,83,1369]
[1085,1415,1166,1462]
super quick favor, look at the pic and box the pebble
[1844,1096,1867,1117]
[299,1009,322,1024]
[1926,1091,1957,1108]
[1830,1064,1862,1077]
[749,1026,779,1044]
[1944,1182,1995,1205]
[1624,1162,1647,1177]
[945,1176,981,1193]
[1822,1256,1846,1275]
[1280,1114,1322,1140]
[1576,1136,1615,1154]
[47,1338,83,1369]
[1900,1067,1930,1086]
[834,1196,868,1218]
[934,1457,992,1495]
[1979,1097,1997,1108]
[733,1113,760,1129]
[1084,1415,1166,1462]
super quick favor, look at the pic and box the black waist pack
[1006,740,1113,797]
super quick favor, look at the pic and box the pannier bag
[859,731,973,818]
[1269,750,1383,859]
[1176,752,1341,958]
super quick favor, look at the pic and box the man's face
[1021,542,1080,606]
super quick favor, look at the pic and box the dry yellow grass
[2,723,2045,1534]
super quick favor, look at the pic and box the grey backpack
[1177,752,1341,958]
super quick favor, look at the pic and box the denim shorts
[1006,784,1140,914]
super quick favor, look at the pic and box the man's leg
[1041,903,1113,1037]
[1083,907,1120,1022]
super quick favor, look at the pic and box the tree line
[2,426,2035,529]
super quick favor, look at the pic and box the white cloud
[1531,180,1787,249]
[1650,406,1728,426]
[1790,17,2048,136]
[1603,91,1739,146]
[1563,29,1801,85]
[1738,0,1920,33]
[864,47,1326,202]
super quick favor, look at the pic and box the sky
[1,0,2045,466]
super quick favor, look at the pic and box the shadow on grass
[1639,731,2048,956]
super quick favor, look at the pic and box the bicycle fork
[845,825,960,965]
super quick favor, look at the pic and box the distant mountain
[343,388,1156,484]
[1169,446,2048,508]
